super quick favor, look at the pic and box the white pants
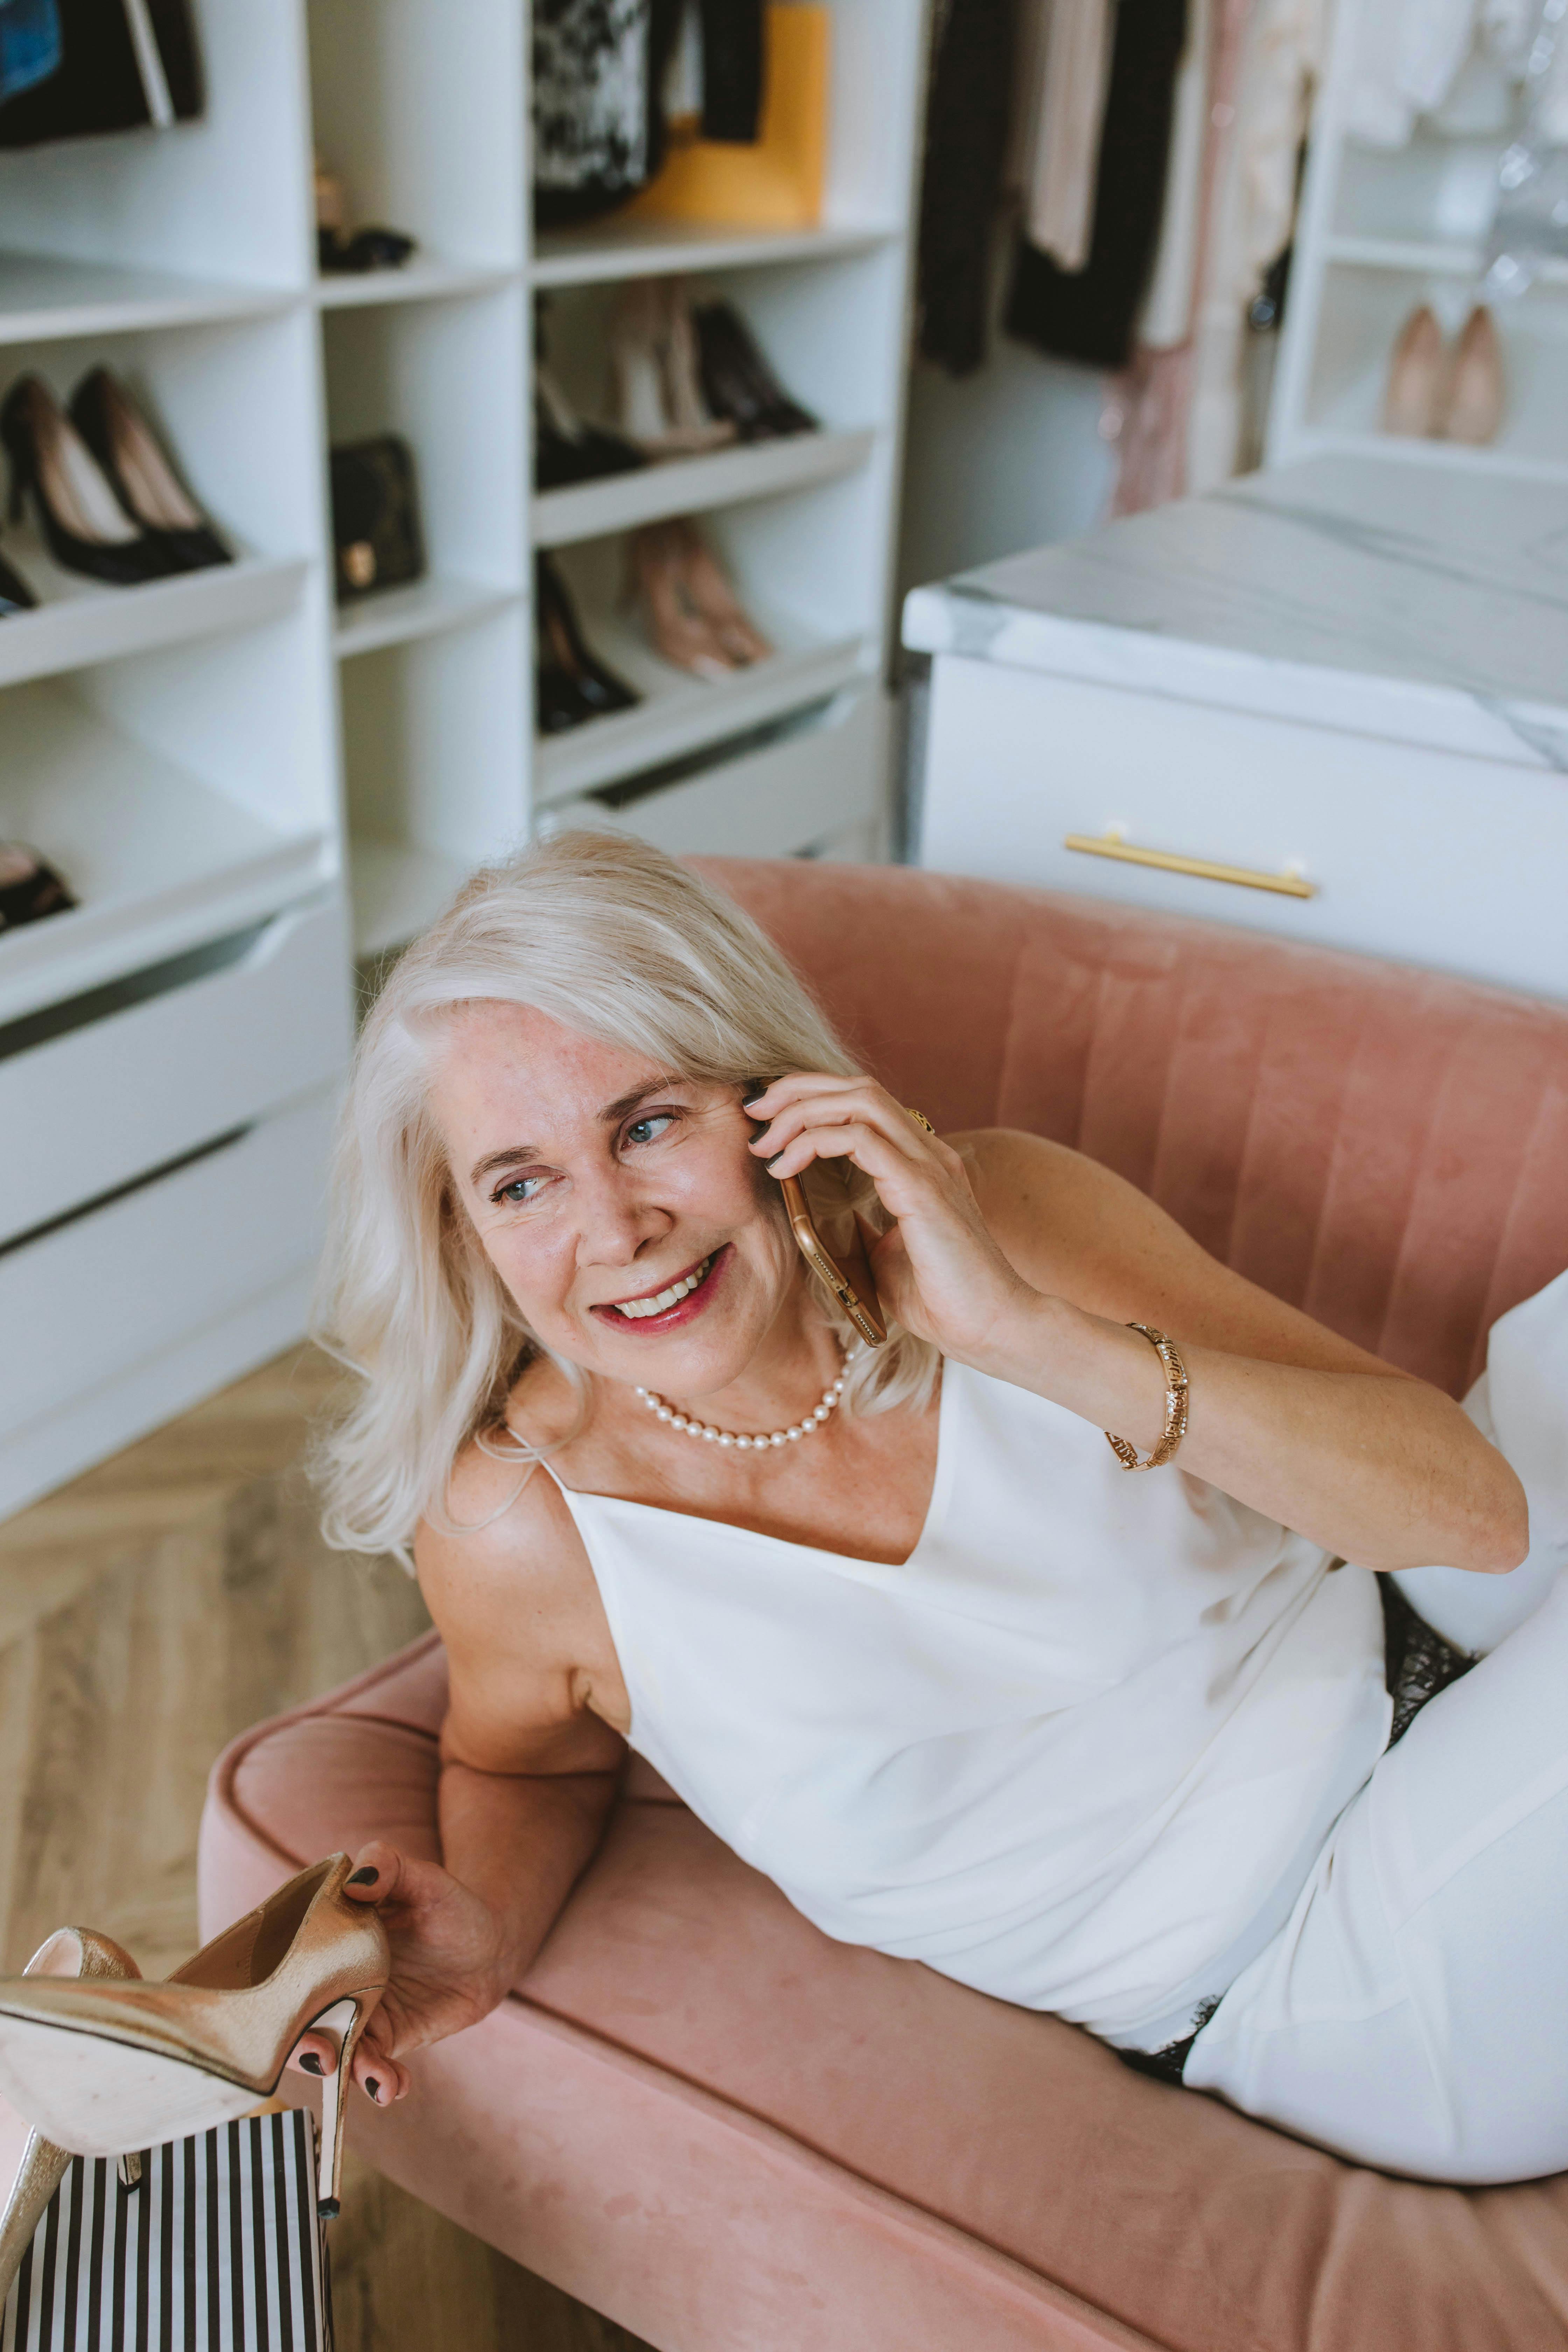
[1187,1270,1568,2185]
[1185,1563,1568,2182]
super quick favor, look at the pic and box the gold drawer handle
[1064,829,1317,900]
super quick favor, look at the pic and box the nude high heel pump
[669,520,772,665]
[0,1855,388,2222]
[0,1926,140,2308]
[1437,304,1505,446]
[1381,304,1445,437]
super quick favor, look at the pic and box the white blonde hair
[314,829,939,1561]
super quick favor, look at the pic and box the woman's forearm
[437,1755,619,1996]
[975,1293,1528,1574]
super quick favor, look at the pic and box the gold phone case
[778,1174,887,1347]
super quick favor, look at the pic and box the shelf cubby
[0,0,312,294]
[0,670,329,1026]
[535,524,868,804]
[1302,264,1568,480]
[322,288,527,596]
[340,607,528,957]
[1271,0,1568,485]
[306,0,524,284]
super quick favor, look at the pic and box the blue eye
[624,1113,675,1147]
[494,1172,546,1205]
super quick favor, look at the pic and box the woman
[304,831,1568,2186]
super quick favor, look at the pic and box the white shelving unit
[0,0,928,1518]
[1268,0,1568,482]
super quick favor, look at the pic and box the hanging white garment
[1345,0,1483,147]
[1186,0,1328,489]
[1140,0,1216,347]
[1023,0,1117,270]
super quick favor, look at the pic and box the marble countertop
[901,456,1568,770]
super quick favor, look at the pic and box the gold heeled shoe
[0,1856,387,2222]
[0,1925,140,2308]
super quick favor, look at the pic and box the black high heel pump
[69,368,231,572]
[0,377,175,587]
[535,554,639,728]
[0,544,35,615]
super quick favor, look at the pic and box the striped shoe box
[2,2110,330,2351]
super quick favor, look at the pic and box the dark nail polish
[741,1091,766,1109]
[766,1155,785,1172]
[299,2051,324,2077]
[365,2077,381,2103]
[346,1866,379,1886]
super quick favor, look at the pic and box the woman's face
[427,1000,800,1397]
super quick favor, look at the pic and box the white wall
[896,223,1114,601]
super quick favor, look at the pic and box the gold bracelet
[1105,1324,1189,1471]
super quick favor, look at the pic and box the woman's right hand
[289,1840,512,2106]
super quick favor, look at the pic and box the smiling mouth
[594,1248,726,1329]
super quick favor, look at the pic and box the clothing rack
[0,0,929,1518]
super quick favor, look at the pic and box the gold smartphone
[778,1172,888,1347]
[746,1081,887,1346]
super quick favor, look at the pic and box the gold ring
[904,1107,936,1135]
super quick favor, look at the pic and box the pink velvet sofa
[200,862,1568,2352]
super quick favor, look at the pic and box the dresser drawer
[0,893,350,1248]
[0,1089,334,1448]
[919,656,1568,1001]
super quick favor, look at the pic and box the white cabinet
[918,655,1568,1001]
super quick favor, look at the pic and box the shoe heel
[309,1995,369,2220]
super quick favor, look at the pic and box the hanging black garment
[0,0,200,147]
[1004,0,1188,372]
[697,0,763,142]
[916,0,1018,378]
[533,0,761,230]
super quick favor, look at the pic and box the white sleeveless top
[545,1362,1392,2048]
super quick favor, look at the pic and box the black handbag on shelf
[328,436,425,603]
[0,0,203,147]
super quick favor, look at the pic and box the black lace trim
[1379,1575,1476,1746]
[1117,1587,1477,2086]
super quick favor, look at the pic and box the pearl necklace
[636,1350,850,1452]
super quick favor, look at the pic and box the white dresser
[902,457,1568,1004]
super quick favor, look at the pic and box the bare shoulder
[414,1395,621,1773]
[951,1127,1401,1377]
[414,1423,580,1636]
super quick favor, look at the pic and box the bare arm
[962,1131,1527,1574]
[306,1451,623,2105]
[745,1082,1528,1577]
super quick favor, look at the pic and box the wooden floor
[0,1347,650,2352]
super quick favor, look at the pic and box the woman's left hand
[745,1073,1035,1364]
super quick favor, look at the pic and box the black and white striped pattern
[1,2113,329,2352]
